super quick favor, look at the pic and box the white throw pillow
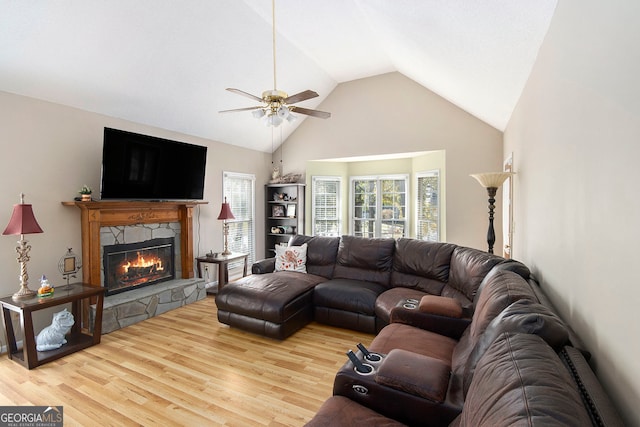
[274,243,307,273]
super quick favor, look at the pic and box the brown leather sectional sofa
[215,235,623,426]
[216,235,529,339]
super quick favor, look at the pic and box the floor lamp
[470,172,513,254]
[217,197,235,256]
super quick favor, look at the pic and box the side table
[0,283,105,369]
[196,252,249,293]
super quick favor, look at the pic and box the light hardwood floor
[0,295,375,426]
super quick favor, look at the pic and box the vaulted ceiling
[0,1,557,152]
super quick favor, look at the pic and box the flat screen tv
[100,127,207,200]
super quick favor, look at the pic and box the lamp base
[13,285,36,300]
[221,221,232,256]
[12,243,37,299]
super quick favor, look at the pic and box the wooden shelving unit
[265,183,305,256]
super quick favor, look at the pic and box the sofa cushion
[467,270,538,342]
[333,235,395,286]
[454,333,592,427]
[444,246,505,306]
[390,239,456,294]
[369,322,458,365]
[275,243,307,272]
[313,279,386,315]
[448,270,539,405]
[462,299,570,396]
[289,235,340,278]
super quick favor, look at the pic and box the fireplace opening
[103,237,175,296]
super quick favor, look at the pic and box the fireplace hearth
[103,237,175,296]
[63,200,208,333]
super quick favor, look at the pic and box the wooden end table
[0,283,105,369]
[196,252,249,293]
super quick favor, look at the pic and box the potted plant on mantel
[79,185,92,202]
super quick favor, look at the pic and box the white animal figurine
[35,309,75,352]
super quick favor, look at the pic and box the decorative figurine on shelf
[35,308,75,352]
[78,185,92,202]
[271,165,282,183]
[37,275,54,297]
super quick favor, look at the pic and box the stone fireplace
[103,236,176,296]
[63,200,207,333]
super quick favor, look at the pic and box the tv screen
[100,128,207,200]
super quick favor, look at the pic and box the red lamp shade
[3,203,43,236]
[217,197,235,221]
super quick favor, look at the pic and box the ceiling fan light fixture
[276,105,289,119]
[286,113,298,124]
[252,109,266,119]
[263,113,283,127]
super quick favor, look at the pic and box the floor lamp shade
[217,197,235,256]
[470,172,513,189]
[470,172,514,254]
[3,194,44,299]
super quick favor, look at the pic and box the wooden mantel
[62,200,207,288]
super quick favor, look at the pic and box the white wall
[0,91,271,347]
[280,72,504,249]
[504,0,640,424]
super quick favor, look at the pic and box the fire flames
[122,252,164,274]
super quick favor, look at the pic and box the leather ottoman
[215,271,327,339]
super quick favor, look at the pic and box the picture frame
[286,204,296,218]
[58,248,81,285]
[63,256,76,273]
[272,205,285,217]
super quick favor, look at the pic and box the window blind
[223,172,256,265]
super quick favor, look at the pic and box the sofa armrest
[419,295,463,318]
[389,305,471,339]
[375,349,450,402]
[252,257,276,274]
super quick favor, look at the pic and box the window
[351,175,408,238]
[416,170,440,241]
[312,176,341,236]
[222,172,256,264]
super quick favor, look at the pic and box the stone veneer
[100,222,183,284]
[92,278,207,334]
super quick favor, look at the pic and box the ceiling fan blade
[219,106,263,113]
[291,106,331,119]
[226,88,264,102]
[283,90,318,104]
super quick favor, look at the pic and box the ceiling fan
[219,0,331,127]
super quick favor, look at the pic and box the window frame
[311,176,342,237]
[222,171,256,265]
[349,174,409,238]
[416,169,440,241]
